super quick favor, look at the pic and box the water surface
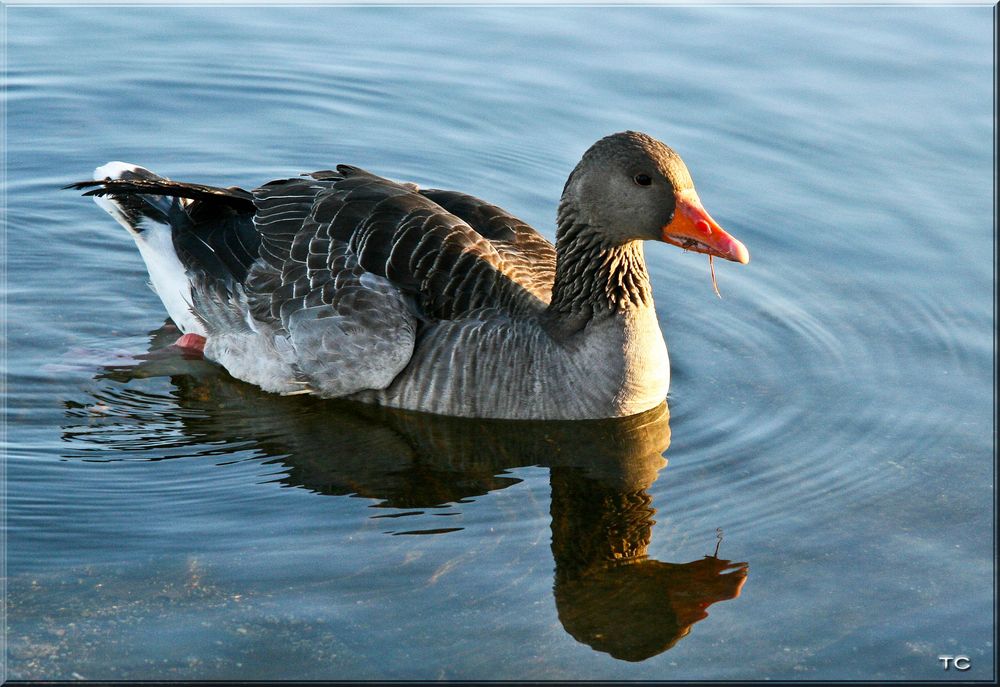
[3,5,994,681]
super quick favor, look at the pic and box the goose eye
[633,174,652,187]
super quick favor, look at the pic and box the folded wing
[243,166,554,395]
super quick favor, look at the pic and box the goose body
[72,132,748,420]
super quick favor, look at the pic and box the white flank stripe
[133,220,206,336]
[91,160,206,336]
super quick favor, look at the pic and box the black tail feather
[69,170,261,286]
[65,177,255,213]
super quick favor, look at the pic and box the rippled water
[4,5,994,681]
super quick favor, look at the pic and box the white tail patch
[93,161,206,336]
[94,161,144,182]
[93,163,145,236]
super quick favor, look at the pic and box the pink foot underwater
[174,333,207,356]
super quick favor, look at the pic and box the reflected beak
[662,189,750,265]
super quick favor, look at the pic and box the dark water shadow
[62,323,748,662]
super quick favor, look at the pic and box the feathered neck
[547,200,653,316]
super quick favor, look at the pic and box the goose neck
[548,205,653,316]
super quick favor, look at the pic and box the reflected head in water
[549,440,748,662]
[554,552,747,661]
[65,325,748,663]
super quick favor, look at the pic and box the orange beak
[662,189,750,265]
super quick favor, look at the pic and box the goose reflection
[66,324,748,661]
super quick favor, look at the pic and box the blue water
[3,5,994,681]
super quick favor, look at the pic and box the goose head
[561,131,749,265]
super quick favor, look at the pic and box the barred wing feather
[244,166,553,396]
[417,189,556,303]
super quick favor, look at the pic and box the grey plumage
[73,132,748,419]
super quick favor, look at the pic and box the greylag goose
[69,131,749,420]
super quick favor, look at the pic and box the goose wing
[417,189,556,303]
[244,166,551,394]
